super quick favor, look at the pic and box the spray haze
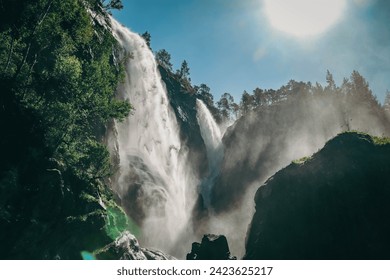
[109,18,198,256]
[107,14,390,260]
[196,99,224,207]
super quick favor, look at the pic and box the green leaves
[5,0,130,176]
[54,55,82,84]
[0,0,132,259]
[104,206,140,240]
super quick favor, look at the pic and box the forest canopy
[0,0,130,182]
[0,0,130,259]
[154,46,390,126]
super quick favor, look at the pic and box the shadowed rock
[245,132,390,260]
[96,231,175,260]
[187,234,236,260]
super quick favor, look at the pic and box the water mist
[196,99,224,206]
[108,19,197,256]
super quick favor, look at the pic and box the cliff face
[213,98,390,214]
[159,65,209,179]
[244,132,390,259]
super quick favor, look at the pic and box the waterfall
[196,99,224,206]
[109,19,196,256]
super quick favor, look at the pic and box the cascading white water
[109,18,197,255]
[196,99,224,206]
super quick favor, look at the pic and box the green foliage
[104,0,124,11]
[0,0,131,259]
[240,90,253,115]
[196,84,213,105]
[104,206,140,240]
[325,69,336,91]
[343,131,390,146]
[141,31,151,48]
[0,0,130,180]
[194,83,222,122]
[292,156,312,165]
[155,49,173,71]
[217,92,238,121]
[372,136,390,145]
[177,60,190,81]
[233,70,386,123]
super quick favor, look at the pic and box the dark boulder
[187,234,236,260]
[245,132,390,260]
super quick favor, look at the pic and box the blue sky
[113,0,390,103]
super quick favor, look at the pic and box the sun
[263,0,347,37]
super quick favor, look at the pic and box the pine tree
[141,31,151,48]
[155,49,173,71]
[240,91,253,115]
[177,60,190,81]
[349,70,379,107]
[217,92,236,121]
[325,70,336,92]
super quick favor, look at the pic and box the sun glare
[263,0,347,38]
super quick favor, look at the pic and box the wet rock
[96,231,175,260]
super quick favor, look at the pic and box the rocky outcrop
[186,234,236,260]
[159,65,209,179]
[211,97,390,214]
[244,132,390,259]
[96,231,175,260]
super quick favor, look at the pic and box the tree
[240,91,253,115]
[103,0,124,10]
[195,83,222,122]
[349,70,378,107]
[177,60,190,81]
[155,49,172,71]
[252,87,267,107]
[217,92,236,121]
[340,77,351,95]
[141,31,151,49]
[196,84,213,107]
[0,0,131,182]
[0,0,131,259]
[325,70,336,92]
[232,102,240,119]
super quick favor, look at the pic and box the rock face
[96,231,175,260]
[244,132,390,260]
[159,65,214,229]
[211,98,390,214]
[186,234,236,260]
[159,65,209,179]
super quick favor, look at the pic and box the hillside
[0,0,132,259]
[211,91,390,214]
[244,132,390,259]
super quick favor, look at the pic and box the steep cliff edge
[159,65,209,179]
[245,132,390,259]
